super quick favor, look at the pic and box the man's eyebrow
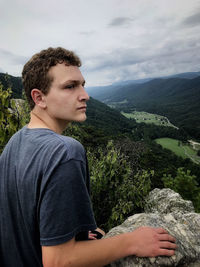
[60,79,86,86]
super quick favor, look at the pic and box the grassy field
[155,138,200,164]
[121,111,177,128]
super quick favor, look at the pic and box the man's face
[44,63,89,126]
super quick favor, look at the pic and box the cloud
[0,0,199,85]
[108,17,134,27]
[0,49,28,65]
[84,46,156,73]
[82,32,200,85]
[182,10,200,27]
[79,31,96,36]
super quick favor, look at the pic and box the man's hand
[128,226,177,257]
[88,228,105,240]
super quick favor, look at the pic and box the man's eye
[65,84,75,89]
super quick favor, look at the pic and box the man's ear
[31,89,46,108]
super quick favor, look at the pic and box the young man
[0,47,177,267]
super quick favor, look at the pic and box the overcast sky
[0,0,200,86]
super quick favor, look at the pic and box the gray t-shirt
[0,126,97,267]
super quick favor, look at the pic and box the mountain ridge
[86,71,200,98]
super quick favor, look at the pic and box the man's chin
[75,116,87,122]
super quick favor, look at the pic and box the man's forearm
[72,233,130,267]
[42,233,130,267]
[42,227,177,267]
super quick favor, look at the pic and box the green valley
[155,137,200,164]
[122,111,177,128]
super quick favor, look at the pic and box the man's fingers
[88,231,97,240]
[159,241,177,249]
[155,228,176,243]
[158,233,176,243]
[155,228,168,234]
[158,248,176,256]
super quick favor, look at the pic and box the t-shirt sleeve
[39,159,97,246]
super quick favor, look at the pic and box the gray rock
[145,188,195,214]
[105,188,200,266]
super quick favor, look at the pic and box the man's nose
[79,86,90,101]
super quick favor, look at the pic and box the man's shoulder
[2,127,86,164]
[20,127,82,148]
[22,127,86,162]
[55,134,83,150]
[54,134,86,162]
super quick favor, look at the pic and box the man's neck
[28,110,66,134]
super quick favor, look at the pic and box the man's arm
[42,226,177,267]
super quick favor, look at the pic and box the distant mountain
[166,71,200,79]
[0,73,22,98]
[102,77,200,104]
[110,71,200,86]
[86,71,200,100]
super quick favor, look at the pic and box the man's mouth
[77,106,87,110]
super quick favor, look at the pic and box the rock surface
[105,188,200,266]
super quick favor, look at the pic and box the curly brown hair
[22,47,82,109]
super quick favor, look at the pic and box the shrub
[88,141,152,231]
[0,84,29,152]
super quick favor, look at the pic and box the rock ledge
[105,188,200,266]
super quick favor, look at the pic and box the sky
[0,0,200,86]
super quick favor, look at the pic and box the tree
[162,167,200,212]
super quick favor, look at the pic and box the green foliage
[115,137,147,173]
[0,84,18,152]
[88,141,152,231]
[0,72,23,98]
[0,83,29,152]
[162,167,200,212]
